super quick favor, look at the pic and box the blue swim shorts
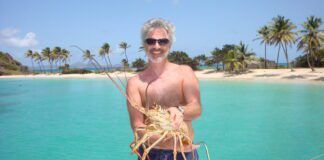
[137,146,199,160]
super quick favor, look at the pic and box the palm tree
[270,15,297,71]
[121,58,129,68]
[72,45,127,97]
[221,44,237,70]
[168,51,191,64]
[297,16,323,71]
[224,49,242,72]
[132,58,146,71]
[41,47,53,73]
[119,41,131,80]
[40,56,46,73]
[25,50,34,73]
[83,50,94,62]
[119,42,131,62]
[52,47,61,70]
[236,41,255,72]
[33,52,43,73]
[211,47,223,70]
[99,43,113,71]
[61,49,70,65]
[205,57,215,68]
[255,25,271,69]
[193,54,207,66]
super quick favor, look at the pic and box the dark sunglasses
[145,38,169,46]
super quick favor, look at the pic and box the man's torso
[134,63,195,151]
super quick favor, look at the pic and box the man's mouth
[151,52,163,56]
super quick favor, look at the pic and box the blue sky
[0,0,323,66]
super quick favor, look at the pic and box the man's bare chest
[138,77,184,107]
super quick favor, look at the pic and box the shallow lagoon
[0,78,323,160]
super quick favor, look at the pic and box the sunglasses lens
[145,38,169,45]
[158,39,169,45]
[145,39,156,45]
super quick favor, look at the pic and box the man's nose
[153,41,161,48]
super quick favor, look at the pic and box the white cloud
[0,28,19,37]
[0,28,38,47]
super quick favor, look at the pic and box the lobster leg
[173,133,178,160]
[177,134,187,160]
[141,131,169,160]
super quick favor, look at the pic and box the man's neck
[147,60,169,77]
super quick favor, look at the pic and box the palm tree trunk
[124,49,129,64]
[103,55,110,71]
[38,62,42,73]
[123,49,129,82]
[31,58,34,73]
[283,43,293,71]
[230,62,234,72]
[50,61,53,73]
[306,53,314,72]
[106,55,125,88]
[107,55,113,69]
[276,44,281,69]
[242,61,245,72]
[40,62,45,73]
[310,54,316,71]
[264,44,267,69]
[283,43,289,69]
[123,63,127,82]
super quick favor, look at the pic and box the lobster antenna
[70,45,141,111]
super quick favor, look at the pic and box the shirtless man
[126,18,202,160]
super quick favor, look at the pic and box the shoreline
[1,68,323,84]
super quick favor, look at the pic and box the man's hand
[167,107,184,129]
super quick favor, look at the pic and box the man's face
[144,28,171,63]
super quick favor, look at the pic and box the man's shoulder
[127,74,141,89]
[179,64,193,73]
[176,64,196,80]
[169,62,194,73]
[128,74,140,84]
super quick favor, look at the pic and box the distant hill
[0,51,28,75]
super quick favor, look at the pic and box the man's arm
[126,77,145,131]
[181,65,202,121]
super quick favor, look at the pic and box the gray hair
[141,18,176,46]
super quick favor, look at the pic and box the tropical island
[1,15,323,83]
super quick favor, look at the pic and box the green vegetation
[168,51,199,70]
[255,25,271,69]
[99,43,113,71]
[0,51,28,75]
[119,42,131,80]
[254,15,323,72]
[3,15,321,76]
[270,15,297,71]
[132,58,146,71]
[61,68,92,74]
[21,47,71,74]
[293,48,324,67]
[297,16,323,71]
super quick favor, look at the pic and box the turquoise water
[0,78,323,160]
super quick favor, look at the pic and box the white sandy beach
[1,68,323,83]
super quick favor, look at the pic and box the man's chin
[148,56,167,64]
